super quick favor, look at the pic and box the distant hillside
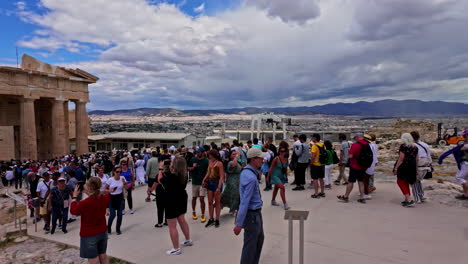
[88,100,468,116]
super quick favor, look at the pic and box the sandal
[357,199,366,204]
[154,224,163,228]
[337,195,349,202]
[311,194,320,199]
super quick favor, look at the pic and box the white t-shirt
[106,176,126,195]
[36,179,53,198]
[415,141,432,162]
[365,143,379,175]
[263,151,273,162]
[95,174,109,192]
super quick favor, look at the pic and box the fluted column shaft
[75,101,88,155]
[20,98,37,160]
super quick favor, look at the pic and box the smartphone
[77,181,85,192]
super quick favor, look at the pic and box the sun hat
[247,148,267,159]
[363,134,372,141]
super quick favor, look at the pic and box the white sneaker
[363,195,372,200]
[122,210,126,215]
[130,210,135,214]
[271,200,279,206]
[181,240,193,247]
[166,248,182,256]
[283,203,290,210]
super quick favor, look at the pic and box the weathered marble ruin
[0,54,98,160]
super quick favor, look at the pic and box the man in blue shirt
[234,148,266,264]
[72,162,85,182]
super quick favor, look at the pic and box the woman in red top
[71,177,110,264]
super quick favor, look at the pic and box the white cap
[58,177,66,181]
[247,148,267,159]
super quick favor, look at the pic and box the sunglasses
[280,150,287,153]
[115,171,122,173]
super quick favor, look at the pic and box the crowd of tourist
[0,129,467,264]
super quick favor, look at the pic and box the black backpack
[222,149,231,169]
[332,150,340,164]
[356,142,373,168]
[316,144,328,165]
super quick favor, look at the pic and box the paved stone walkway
[28,178,467,264]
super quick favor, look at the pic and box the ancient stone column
[51,98,66,158]
[250,118,255,140]
[75,100,88,155]
[273,122,277,143]
[20,97,37,160]
[63,101,69,154]
[283,122,287,141]
[257,119,261,140]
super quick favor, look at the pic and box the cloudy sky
[1,0,467,110]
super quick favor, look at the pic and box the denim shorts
[207,180,223,192]
[80,232,108,259]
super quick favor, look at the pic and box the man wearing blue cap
[188,147,209,223]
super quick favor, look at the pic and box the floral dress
[397,144,418,184]
[221,161,241,213]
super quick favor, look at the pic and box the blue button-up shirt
[236,165,263,227]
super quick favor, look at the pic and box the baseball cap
[354,133,364,138]
[462,130,468,136]
[58,177,66,181]
[195,146,205,153]
[42,172,50,177]
[247,148,267,159]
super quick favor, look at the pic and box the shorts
[80,232,108,259]
[310,165,325,180]
[192,185,207,197]
[348,167,366,183]
[456,163,468,184]
[147,177,156,187]
[207,180,223,192]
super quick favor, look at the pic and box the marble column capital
[54,97,67,102]
[21,97,38,103]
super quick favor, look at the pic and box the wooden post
[284,210,309,264]
[14,200,17,228]
[299,216,304,264]
[288,215,293,264]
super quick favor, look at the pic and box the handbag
[424,171,433,179]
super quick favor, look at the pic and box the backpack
[356,142,373,169]
[222,149,231,169]
[332,150,340,164]
[316,144,328,165]
[289,145,301,171]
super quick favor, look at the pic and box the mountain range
[88,99,468,116]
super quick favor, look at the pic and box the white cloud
[15,0,468,110]
[194,3,205,13]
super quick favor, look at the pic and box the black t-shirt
[160,172,187,200]
[30,177,40,198]
[51,186,72,207]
